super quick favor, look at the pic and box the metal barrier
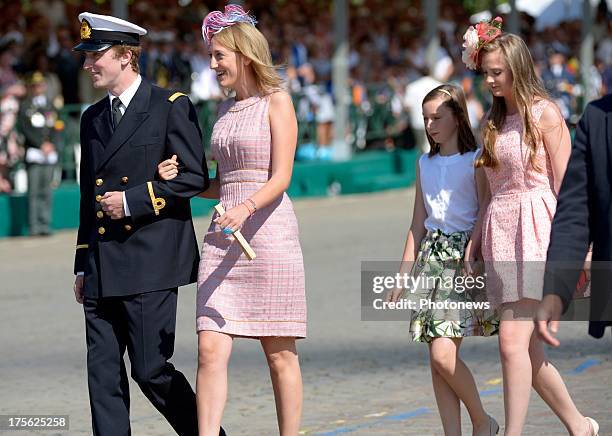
[56,104,83,182]
[54,85,406,182]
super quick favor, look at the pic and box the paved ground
[1,188,610,436]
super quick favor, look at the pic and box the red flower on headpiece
[476,16,503,43]
[462,16,503,70]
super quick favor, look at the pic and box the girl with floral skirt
[388,84,499,436]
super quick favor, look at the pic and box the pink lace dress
[196,94,307,338]
[482,99,558,308]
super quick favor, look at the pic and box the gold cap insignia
[80,20,92,40]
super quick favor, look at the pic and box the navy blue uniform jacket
[74,79,209,297]
[544,95,612,328]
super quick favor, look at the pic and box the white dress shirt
[108,74,142,217]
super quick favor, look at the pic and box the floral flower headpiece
[202,4,257,45]
[462,16,503,70]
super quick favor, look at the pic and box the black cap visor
[73,29,140,52]
[73,41,114,52]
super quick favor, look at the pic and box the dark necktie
[111,98,123,130]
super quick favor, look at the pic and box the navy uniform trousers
[84,289,198,435]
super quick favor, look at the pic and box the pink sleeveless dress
[482,99,557,308]
[196,94,307,338]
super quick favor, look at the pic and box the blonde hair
[477,34,549,170]
[112,45,141,73]
[422,84,477,157]
[213,22,284,94]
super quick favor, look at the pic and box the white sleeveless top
[419,150,479,234]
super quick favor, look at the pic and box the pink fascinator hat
[202,4,257,45]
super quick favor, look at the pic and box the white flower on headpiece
[462,26,479,70]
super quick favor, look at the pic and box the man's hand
[41,141,55,155]
[74,275,84,304]
[100,191,125,219]
[535,294,564,347]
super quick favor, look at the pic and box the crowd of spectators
[1,0,612,195]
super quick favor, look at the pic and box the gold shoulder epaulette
[168,92,187,103]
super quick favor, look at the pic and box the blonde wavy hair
[213,22,284,94]
[477,34,549,171]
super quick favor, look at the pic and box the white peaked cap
[78,12,147,36]
[74,12,147,52]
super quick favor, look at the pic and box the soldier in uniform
[541,42,576,123]
[71,12,224,436]
[18,71,59,236]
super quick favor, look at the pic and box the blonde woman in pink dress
[158,5,306,435]
[461,19,599,435]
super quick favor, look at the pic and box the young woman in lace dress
[462,18,599,435]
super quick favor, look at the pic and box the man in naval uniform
[71,12,223,436]
[18,71,60,236]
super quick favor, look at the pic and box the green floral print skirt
[408,229,499,343]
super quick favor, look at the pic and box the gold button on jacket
[95,178,103,186]
[124,224,132,231]
[98,227,105,235]
[96,194,102,202]
[96,211,104,219]
[121,176,129,184]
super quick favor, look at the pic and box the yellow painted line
[486,378,502,385]
[332,420,346,424]
[364,411,388,418]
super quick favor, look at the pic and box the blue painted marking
[314,407,431,435]
[479,387,503,396]
[314,357,603,435]
[569,358,601,374]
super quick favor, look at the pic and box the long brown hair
[477,34,549,170]
[422,84,477,157]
